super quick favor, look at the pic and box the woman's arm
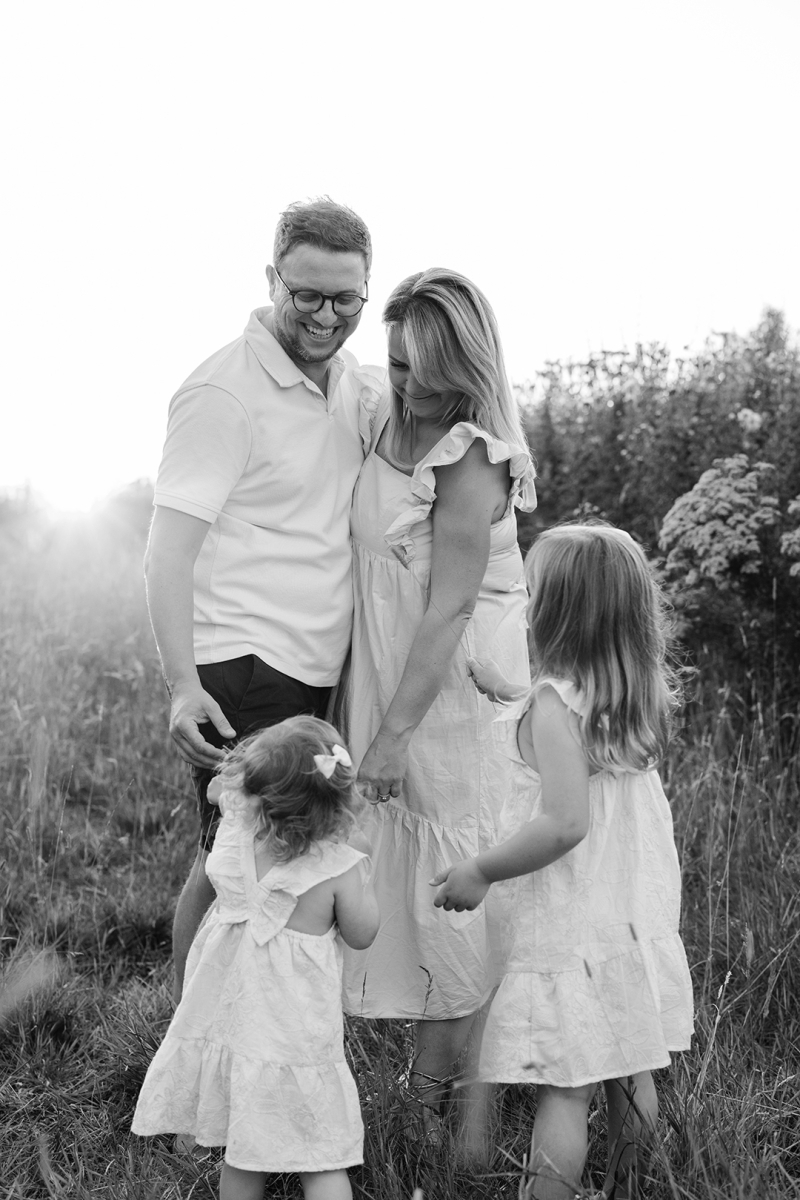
[358,439,508,799]
[431,686,591,910]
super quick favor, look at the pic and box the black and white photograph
[2,3,799,1197]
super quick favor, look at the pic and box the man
[144,198,379,997]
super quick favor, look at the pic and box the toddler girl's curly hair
[215,715,362,862]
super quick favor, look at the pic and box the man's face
[267,244,368,368]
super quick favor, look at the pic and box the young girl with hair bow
[133,716,379,1200]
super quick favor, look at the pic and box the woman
[342,269,536,1133]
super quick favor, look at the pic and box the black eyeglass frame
[273,265,369,316]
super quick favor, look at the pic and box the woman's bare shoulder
[434,436,510,511]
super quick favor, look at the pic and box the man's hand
[430,858,492,911]
[169,682,236,768]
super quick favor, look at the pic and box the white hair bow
[313,744,352,779]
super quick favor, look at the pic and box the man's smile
[300,323,339,341]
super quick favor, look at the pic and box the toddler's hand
[430,859,492,911]
[206,775,224,806]
[466,657,529,703]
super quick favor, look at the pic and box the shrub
[518,308,800,554]
[658,455,780,593]
[656,455,800,713]
[517,310,800,718]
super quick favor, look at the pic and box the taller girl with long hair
[434,525,694,1197]
[341,268,536,1134]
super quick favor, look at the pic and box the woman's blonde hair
[214,715,362,862]
[382,268,531,462]
[525,524,681,771]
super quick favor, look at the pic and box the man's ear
[265,264,277,301]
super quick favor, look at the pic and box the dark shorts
[191,654,332,852]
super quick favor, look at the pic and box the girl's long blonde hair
[382,268,531,463]
[526,524,680,771]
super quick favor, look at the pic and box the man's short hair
[273,197,372,274]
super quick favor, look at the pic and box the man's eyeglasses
[273,266,368,317]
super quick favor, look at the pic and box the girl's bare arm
[334,860,380,949]
[432,686,591,910]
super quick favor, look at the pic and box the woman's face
[387,327,459,424]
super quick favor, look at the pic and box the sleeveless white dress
[132,788,366,1173]
[480,678,694,1088]
[341,401,537,1020]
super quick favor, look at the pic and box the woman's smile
[387,327,457,423]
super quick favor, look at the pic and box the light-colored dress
[132,789,366,1173]
[341,403,537,1021]
[479,678,694,1088]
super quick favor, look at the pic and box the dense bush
[658,456,800,714]
[518,308,800,545]
[518,309,800,718]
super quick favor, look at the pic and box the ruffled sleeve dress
[132,788,367,1173]
[341,399,537,1021]
[479,678,694,1088]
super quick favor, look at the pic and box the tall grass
[1,517,798,1198]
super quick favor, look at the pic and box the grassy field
[1,513,799,1199]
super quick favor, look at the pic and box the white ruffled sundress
[341,400,537,1021]
[132,790,367,1173]
[479,678,694,1088]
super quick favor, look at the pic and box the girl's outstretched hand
[466,656,529,703]
[431,859,492,911]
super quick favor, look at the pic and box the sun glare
[15,473,147,520]
[43,481,111,516]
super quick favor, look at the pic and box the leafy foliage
[518,308,800,544]
[517,309,800,714]
[659,456,780,590]
[780,498,800,577]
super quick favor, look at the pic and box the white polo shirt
[154,307,383,687]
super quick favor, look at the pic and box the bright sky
[3,0,799,511]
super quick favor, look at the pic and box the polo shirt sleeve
[153,385,252,523]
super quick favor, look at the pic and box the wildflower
[736,408,764,435]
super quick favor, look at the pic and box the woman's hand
[357,731,408,803]
[430,858,492,911]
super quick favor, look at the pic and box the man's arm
[144,506,235,767]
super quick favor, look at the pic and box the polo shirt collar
[244,306,346,399]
